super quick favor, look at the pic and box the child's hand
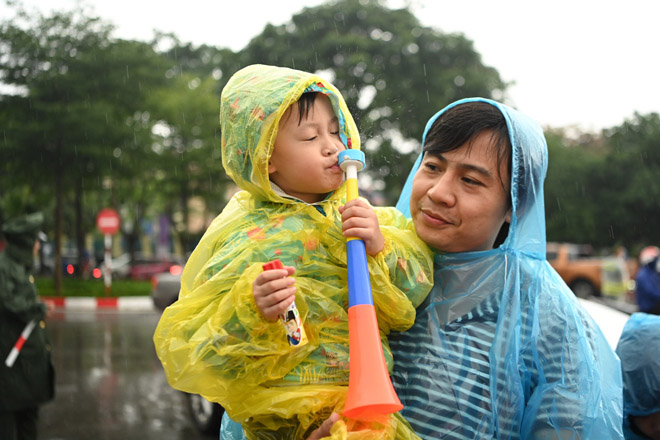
[339,198,385,256]
[253,266,297,321]
[306,412,340,440]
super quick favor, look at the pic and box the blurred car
[151,270,225,435]
[61,251,92,277]
[129,256,183,281]
[185,393,224,435]
[92,253,132,280]
[151,270,182,310]
[547,242,632,298]
[41,246,93,278]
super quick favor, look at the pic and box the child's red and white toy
[262,259,308,347]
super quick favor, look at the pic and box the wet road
[39,308,213,440]
[35,298,637,439]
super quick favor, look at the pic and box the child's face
[268,95,346,203]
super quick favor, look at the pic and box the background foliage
[1,0,659,292]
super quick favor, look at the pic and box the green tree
[147,73,229,253]
[545,113,660,252]
[0,6,167,291]
[545,130,605,245]
[601,112,660,248]
[154,34,238,79]
[234,0,507,203]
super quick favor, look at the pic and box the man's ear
[505,207,512,224]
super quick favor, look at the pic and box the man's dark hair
[423,101,512,247]
[423,101,511,185]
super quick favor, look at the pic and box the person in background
[616,313,660,439]
[0,212,55,440]
[635,246,660,314]
[602,245,633,299]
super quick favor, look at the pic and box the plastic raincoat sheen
[389,98,624,439]
[153,64,433,440]
[616,313,660,439]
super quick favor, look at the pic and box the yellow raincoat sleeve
[154,193,314,395]
[367,206,433,335]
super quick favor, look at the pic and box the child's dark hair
[423,101,512,247]
[296,92,320,125]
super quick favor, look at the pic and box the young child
[153,64,432,440]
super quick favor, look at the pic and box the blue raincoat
[616,313,660,439]
[389,97,623,439]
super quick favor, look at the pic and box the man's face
[410,130,511,253]
[268,95,346,203]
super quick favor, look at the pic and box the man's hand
[252,266,296,321]
[306,412,340,440]
[339,198,384,256]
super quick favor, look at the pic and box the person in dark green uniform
[0,212,55,440]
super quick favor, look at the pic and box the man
[388,98,623,438]
[635,246,660,314]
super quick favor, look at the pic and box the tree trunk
[180,183,189,253]
[126,201,143,262]
[75,175,86,279]
[54,164,63,294]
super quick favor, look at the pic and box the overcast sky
[4,0,660,132]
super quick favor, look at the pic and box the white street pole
[104,233,112,295]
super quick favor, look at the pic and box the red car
[129,257,182,281]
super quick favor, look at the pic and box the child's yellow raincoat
[153,64,432,439]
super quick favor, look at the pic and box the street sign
[97,208,120,235]
[97,208,120,295]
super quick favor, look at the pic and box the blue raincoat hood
[396,97,546,258]
[391,98,623,438]
[616,313,660,439]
